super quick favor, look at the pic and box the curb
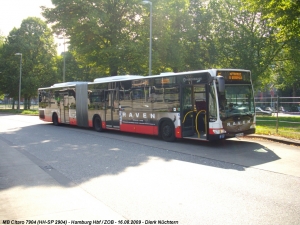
[243,134,300,146]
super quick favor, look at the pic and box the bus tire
[93,116,103,132]
[161,120,176,142]
[52,113,59,126]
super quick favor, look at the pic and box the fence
[255,96,300,113]
[2,96,299,113]
[0,98,39,110]
[255,96,300,139]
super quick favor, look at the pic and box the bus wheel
[93,116,103,132]
[52,113,59,126]
[161,121,176,142]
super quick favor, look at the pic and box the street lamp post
[15,53,22,111]
[142,0,152,76]
[63,37,66,82]
[57,35,67,82]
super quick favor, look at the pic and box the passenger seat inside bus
[195,100,206,112]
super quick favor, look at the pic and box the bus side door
[59,93,69,124]
[105,90,120,128]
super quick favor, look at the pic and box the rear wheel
[52,113,59,126]
[161,120,176,142]
[93,116,103,132]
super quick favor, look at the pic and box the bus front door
[181,85,207,139]
[105,90,120,129]
[181,86,194,137]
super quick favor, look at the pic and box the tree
[56,51,91,82]
[186,0,216,70]
[192,0,284,88]
[242,0,300,41]
[39,0,300,93]
[0,29,22,108]
[0,17,58,109]
[42,0,147,77]
[272,39,300,98]
[147,0,192,73]
[242,0,300,94]
[0,33,5,96]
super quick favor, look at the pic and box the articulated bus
[38,69,256,141]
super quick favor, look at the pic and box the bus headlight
[250,123,256,129]
[212,129,226,134]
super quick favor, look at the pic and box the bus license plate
[235,133,244,137]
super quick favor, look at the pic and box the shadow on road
[1,121,280,189]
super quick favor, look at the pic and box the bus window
[152,85,179,112]
[130,79,150,111]
[39,90,51,108]
[88,83,107,110]
[220,84,255,120]
[132,87,150,111]
[209,84,217,120]
[119,81,132,111]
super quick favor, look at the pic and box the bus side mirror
[217,76,225,93]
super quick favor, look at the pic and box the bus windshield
[219,84,255,120]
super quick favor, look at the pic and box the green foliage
[0,109,38,115]
[0,0,299,97]
[42,0,146,77]
[241,0,300,94]
[38,0,300,93]
[271,38,300,97]
[0,17,58,109]
[242,0,300,41]
[0,35,4,95]
[202,0,284,88]
[152,0,192,72]
[185,0,214,70]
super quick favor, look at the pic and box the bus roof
[144,70,212,79]
[142,69,251,81]
[93,75,145,83]
[38,69,251,90]
[38,81,88,90]
[51,81,88,88]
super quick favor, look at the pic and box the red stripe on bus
[42,116,52,122]
[120,124,158,135]
[69,118,77,125]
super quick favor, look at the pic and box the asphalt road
[1,115,300,225]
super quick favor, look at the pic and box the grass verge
[256,116,300,140]
[0,109,38,115]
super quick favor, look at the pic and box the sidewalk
[0,138,125,221]
[243,134,300,146]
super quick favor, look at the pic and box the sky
[0,0,64,53]
[0,0,54,36]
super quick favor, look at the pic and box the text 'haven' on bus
[38,69,256,142]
